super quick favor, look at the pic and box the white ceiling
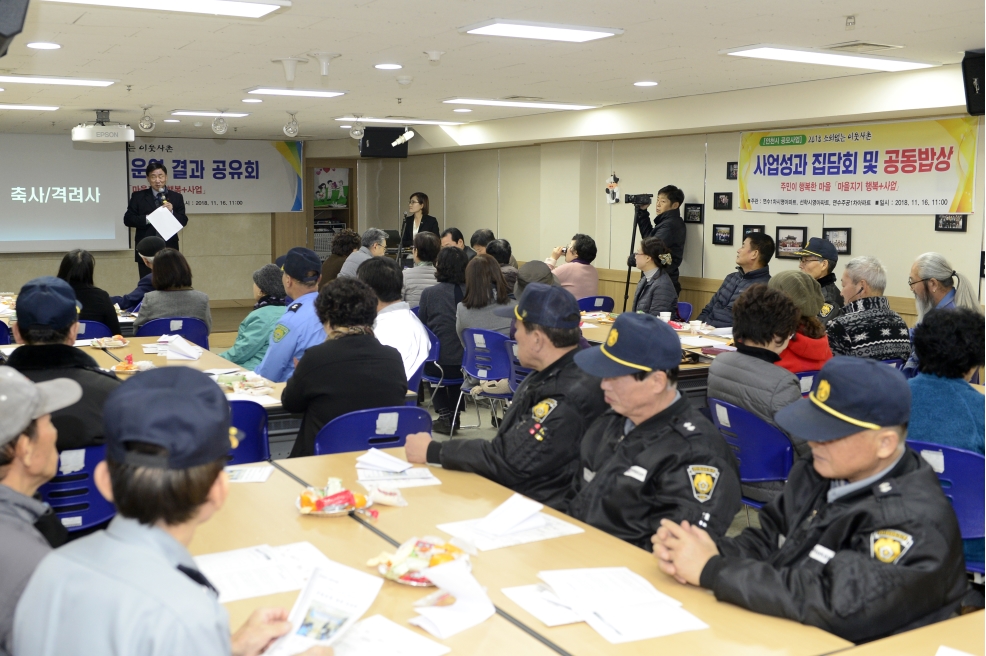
[0,0,981,140]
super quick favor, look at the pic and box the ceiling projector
[72,110,134,143]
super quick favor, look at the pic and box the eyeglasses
[799,257,822,264]
[907,277,932,287]
[408,200,421,205]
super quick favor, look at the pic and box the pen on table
[102,347,122,362]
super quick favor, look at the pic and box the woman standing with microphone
[401,192,440,256]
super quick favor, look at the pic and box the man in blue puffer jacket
[698,232,773,328]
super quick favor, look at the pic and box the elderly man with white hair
[825,256,911,362]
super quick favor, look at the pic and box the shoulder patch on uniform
[819,303,833,317]
[287,302,302,312]
[870,529,913,564]
[687,465,720,503]
[532,399,558,421]
[272,324,289,343]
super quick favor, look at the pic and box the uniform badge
[287,302,302,312]
[687,465,720,503]
[607,329,619,347]
[532,399,558,421]
[819,303,833,317]
[870,529,913,564]
[816,379,831,402]
[272,324,289,343]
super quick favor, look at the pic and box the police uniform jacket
[817,273,844,325]
[427,349,607,510]
[700,447,966,643]
[633,207,686,292]
[567,395,741,550]
[253,290,325,383]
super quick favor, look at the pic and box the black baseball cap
[137,236,167,258]
[16,277,80,331]
[281,247,321,283]
[775,356,910,443]
[795,237,838,263]
[575,312,681,378]
[104,367,240,469]
[494,282,579,329]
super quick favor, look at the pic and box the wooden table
[188,464,560,655]
[279,450,853,656]
[830,611,983,655]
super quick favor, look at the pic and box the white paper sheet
[204,367,242,376]
[142,344,161,354]
[579,322,600,329]
[437,513,583,551]
[165,335,202,360]
[935,647,975,656]
[333,615,450,656]
[146,205,184,242]
[709,327,733,337]
[356,467,441,488]
[225,393,282,407]
[225,465,274,483]
[355,448,412,473]
[0,345,18,356]
[474,494,544,536]
[408,559,495,639]
[193,541,336,603]
[679,336,722,348]
[501,585,582,627]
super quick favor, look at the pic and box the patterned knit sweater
[826,296,911,361]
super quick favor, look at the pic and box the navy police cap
[16,277,80,331]
[282,247,322,284]
[574,312,681,378]
[794,237,839,264]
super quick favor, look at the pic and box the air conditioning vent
[824,41,903,54]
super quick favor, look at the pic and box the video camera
[624,193,653,205]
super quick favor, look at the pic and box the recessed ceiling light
[242,98,262,103]
[460,19,622,42]
[171,110,249,117]
[246,87,345,98]
[0,74,114,87]
[164,119,180,123]
[453,108,472,113]
[0,104,58,111]
[721,44,936,72]
[335,116,462,126]
[634,81,658,87]
[26,42,61,50]
[444,98,596,110]
[374,63,402,70]
[39,0,289,18]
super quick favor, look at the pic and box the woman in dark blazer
[401,192,440,249]
[57,249,121,335]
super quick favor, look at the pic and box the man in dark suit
[123,161,188,279]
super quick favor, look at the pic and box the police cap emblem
[607,329,619,347]
[816,379,831,402]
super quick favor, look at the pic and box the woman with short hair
[219,264,287,370]
[132,249,212,333]
[402,231,441,307]
[632,237,678,318]
[57,249,121,335]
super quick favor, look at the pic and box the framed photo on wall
[726,162,738,180]
[775,226,807,259]
[713,192,733,210]
[683,203,705,224]
[742,224,765,238]
[712,224,734,246]
[935,214,967,232]
[822,227,852,255]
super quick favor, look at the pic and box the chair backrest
[677,301,693,322]
[136,316,210,349]
[314,406,432,455]
[908,440,985,540]
[505,340,534,393]
[411,305,420,317]
[77,320,113,339]
[708,398,793,483]
[795,370,819,398]
[460,329,513,382]
[882,359,904,370]
[424,326,441,363]
[228,400,271,465]
[37,444,115,532]
[577,296,615,313]
[0,323,9,345]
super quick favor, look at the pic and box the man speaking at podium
[123,162,188,278]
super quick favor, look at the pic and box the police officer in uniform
[254,247,325,383]
[653,356,967,644]
[405,283,607,510]
[567,313,741,550]
[795,237,844,324]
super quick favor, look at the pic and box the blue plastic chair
[795,370,819,398]
[708,398,794,509]
[455,329,514,433]
[136,316,210,349]
[228,400,271,465]
[38,444,115,532]
[677,301,693,322]
[577,296,615,313]
[882,359,904,370]
[411,306,420,317]
[314,406,432,455]
[908,440,984,574]
[505,340,533,394]
[0,323,9,345]
[77,320,113,339]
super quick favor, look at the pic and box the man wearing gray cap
[0,366,82,656]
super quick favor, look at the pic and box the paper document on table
[409,559,495,639]
[709,327,733,337]
[355,448,412,473]
[193,541,335,603]
[580,322,600,329]
[204,367,241,376]
[265,563,383,655]
[333,615,450,656]
[146,205,184,242]
[73,339,93,347]
[934,647,975,656]
[437,513,583,551]
[501,584,581,627]
[475,493,544,536]
[165,335,202,361]
[225,393,282,407]
[538,568,707,643]
[142,344,161,355]
[679,336,722,348]
[225,465,274,483]
[356,467,441,488]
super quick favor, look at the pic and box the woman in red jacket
[769,270,833,374]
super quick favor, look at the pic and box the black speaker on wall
[359,127,408,159]
[962,49,984,116]
[0,0,30,58]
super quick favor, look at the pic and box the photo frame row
[935,214,967,232]
[710,226,853,257]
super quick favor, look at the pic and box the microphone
[391,130,414,147]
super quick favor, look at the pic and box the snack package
[367,537,467,586]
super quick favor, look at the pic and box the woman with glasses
[400,192,440,251]
[794,237,844,324]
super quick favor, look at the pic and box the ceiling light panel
[246,87,345,98]
[460,19,622,42]
[0,104,59,111]
[0,74,114,87]
[171,110,249,117]
[39,0,289,18]
[721,44,936,72]
[374,63,402,70]
[26,42,61,50]
[634,81,658,87]
[335,117,463,126]
[444,98,596,110]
